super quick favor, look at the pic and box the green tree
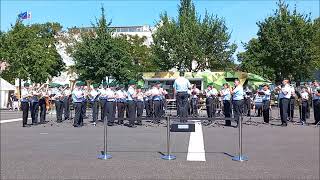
[152,0,236,72]
[238,0,318,82]
[70,7,141,83]
[0,20,65,84]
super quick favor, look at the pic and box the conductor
[173,71,191,123]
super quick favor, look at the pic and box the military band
[19,78,320,128]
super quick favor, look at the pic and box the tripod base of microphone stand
[161,154,176,160]
[232,155,248,162]
[97,153,112,160]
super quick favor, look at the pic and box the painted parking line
[187,120,206,161]
[0,118,30,124]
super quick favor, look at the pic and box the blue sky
[1,0,319,53]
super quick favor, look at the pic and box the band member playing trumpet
[72,82,84,127]
[230,78,244,128]
[116,84,127,125]
[30,85,40,125]
[127,80,137,127]
[276,78,292,127]
[105,82,116,126]
[63,84,71,121]
[21,83,32,127]
[190,84,200,117]
[220,83,232,126]
[260,84,271,123]
[53,85,64,123]
[300,87,309,125]
[89,83,101,125]
[205,83,218,119]
[39,87,49,124]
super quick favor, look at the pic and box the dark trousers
[313,100,320,124]
[136,101,144,123]
[21,102,29,126]
[55,100,63,122]
[176,98,180,117]
[39,102,46,123]
[244,98,251,116]
[106,101,116,123]
[91,101,99,122]
[191,98,198,116]
[257,107,262,117]
[117,102,126,123]
[63,97,70,120]
[232,100,244,124]
[127,100,136,125]
[306,100,310,119]
[262,100,270,123]
[100,99,107,121]
[153,100,161,121]
[73,102,82,126]
[145,99,152,117]
[300,101,308,122]
[30,101,39,124]
[81,101,86,124]
[280,98,290,124]
[223,100,232,125]
[206,98,215,118]
[160,100,163,116]
[287,98,295,120]
[82,101,87,118]
[177,92,189,122]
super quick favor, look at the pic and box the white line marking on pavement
[187,120,206,161]
[0,118,30,124]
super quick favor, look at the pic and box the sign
[170,123,195,132]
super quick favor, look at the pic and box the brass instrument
[85,80,92,98]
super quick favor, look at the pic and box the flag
[18,11,31,20]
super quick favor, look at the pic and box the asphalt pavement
[1,108,319,180]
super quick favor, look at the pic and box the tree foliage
[0,20,64,83]
[238,0,319,82]
[152,0,237,72]
[70,7,153,83]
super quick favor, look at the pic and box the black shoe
[281,123,287,127]
[136,121,142,126]
[32,122,38,125]
[107,122,114,126]
[57,121,62,123]
[128,124,137,128]
[22,124,30,127]
[73,124,79,127]
[234,123,239,128]
[225,124,231,127]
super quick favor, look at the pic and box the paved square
[1,109,319,179]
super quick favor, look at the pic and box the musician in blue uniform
[105,82,116,126]
[30,86,40,125]
[90,83,101,125]
[72,82,84,127]
[127,80,137,127]
[115,84,127,125]
[260,84,271,123]
[230,78,244,128]
[21,83,31,127]
[220,83,232,126]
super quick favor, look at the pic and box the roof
[0,78,16,91]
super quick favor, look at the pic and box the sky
[1,0,319,54]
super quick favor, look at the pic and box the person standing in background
[230,79,244,128]
[220,83,232,126]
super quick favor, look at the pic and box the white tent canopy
[0,78,16,109]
